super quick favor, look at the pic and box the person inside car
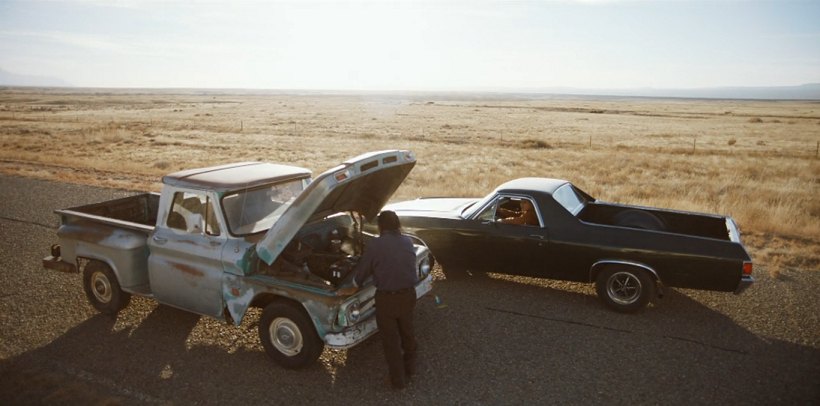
[499,199,538,226]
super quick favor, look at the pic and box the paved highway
[0,174,817,405]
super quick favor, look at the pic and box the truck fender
[221,275,328,337]
[59,224,149,289]
[75,254,122,287]
[589,259,663,287]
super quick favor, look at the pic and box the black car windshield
[221,178,309,235]
[461,193,496,219]
[553,183,586,215]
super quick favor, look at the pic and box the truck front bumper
[734,275,754,294]
[324,273,433,349]
[325,314,379,349]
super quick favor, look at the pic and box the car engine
[257,213,367,286]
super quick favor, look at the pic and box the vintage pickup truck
[382,177,753,313]
[42,150,433,368]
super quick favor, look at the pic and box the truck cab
[44,150,433,368]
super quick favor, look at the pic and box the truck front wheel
[82,260,131,315]
[595,266,655,313]
[259,302,324,369]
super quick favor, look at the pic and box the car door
[463,195,549,275]
[148,189,227,318]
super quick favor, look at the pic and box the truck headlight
[418,256,431,279]
[345,300,361,324]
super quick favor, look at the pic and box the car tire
[612,209,666,231]
[595,266,655,313]
[82,260,131,315]
[259,302,324,369]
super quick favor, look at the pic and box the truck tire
[82,260,131,315]
[595,266,655,313]
[259,302,324,369]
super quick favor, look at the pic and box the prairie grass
[0,88,817,275]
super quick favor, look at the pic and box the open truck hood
[256,150,416,265]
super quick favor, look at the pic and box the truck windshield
[221,178,308,235]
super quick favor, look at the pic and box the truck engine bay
[256,212,368,286]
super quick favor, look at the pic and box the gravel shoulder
[0,175,817,405]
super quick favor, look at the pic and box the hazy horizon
[1,0,819,93]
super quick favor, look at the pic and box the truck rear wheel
[82,260,131,315]
[259,302,324,369]
[595,266,655,313]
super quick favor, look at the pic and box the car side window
[167,192,220,236]
[475,196,541,227]
[496,196,541,227]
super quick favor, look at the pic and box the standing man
[342,210,418,390]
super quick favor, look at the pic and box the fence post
[692,138,697,154]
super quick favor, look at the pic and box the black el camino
[384,178,754,312]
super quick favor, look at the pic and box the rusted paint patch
[223,274,255,325]
[172,262,204,277]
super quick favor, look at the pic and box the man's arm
[337,240,376,295]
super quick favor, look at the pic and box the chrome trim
[324,314,379,349]
[734,275,754,294]
[590,259,661,284]
[726,218,741,243]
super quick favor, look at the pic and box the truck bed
[57,193,160,231]
[578,202,731,241]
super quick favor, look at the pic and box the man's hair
[377,210,401,233]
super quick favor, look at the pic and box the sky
[0,0,818,91]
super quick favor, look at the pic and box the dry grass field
[0,88,817,276]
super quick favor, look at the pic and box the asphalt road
[0,174,818,405]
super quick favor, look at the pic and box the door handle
[152,236,167,245]
[528,234,545,240]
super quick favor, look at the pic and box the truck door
[148,190,226,318]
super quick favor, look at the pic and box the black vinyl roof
[495,177,569,195]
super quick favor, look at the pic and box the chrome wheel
[82,260,130,314]
[90,271,113,304]
[259,302,324,368]
[269,317,303,356]
[606,271,642,305]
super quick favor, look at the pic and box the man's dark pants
[375,289,417,388]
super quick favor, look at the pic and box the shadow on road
[0,266,817,405]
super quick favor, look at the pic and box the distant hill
[486,84,820,101]
[0,65,817,100]
[0,68,70,87]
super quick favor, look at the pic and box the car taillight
[742,261,753,276]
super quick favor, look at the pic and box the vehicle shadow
[372,263,820,405]
[0,274,817,405]
[0,303,342,404]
